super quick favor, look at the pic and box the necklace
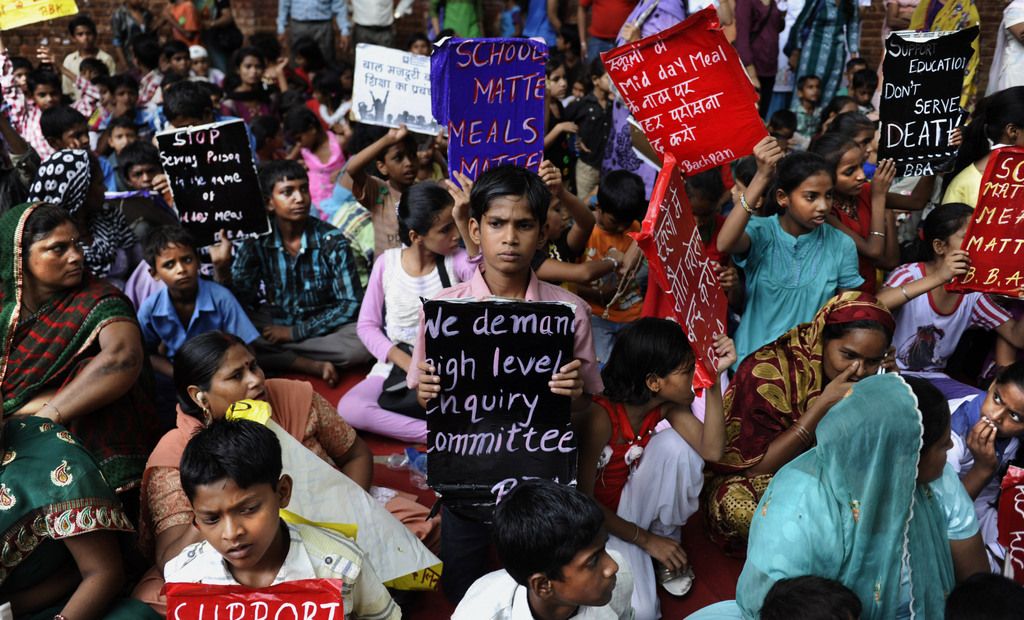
[833,193,858,220]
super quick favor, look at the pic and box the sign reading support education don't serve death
[164,579,343,619]
[431,38,547,182]
[424,298,575,520]
[602,7,767,176]
[157,119,270,248]
[878,27,978,177]
[948,147,1024,298]
[352,43,439,135]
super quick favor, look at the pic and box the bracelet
[631,524,641,543]
[45,402,65,426]
[792,422,814,447]
[603,256,620,270]
[869,231,886,238]
[739,194,754,215]
[900,285,911,302]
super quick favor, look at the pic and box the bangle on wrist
[45,402,65,426]
[900,285,911,302]
[739,194,754,215]
[792,422,814,447]
[631,524,641,543]
[869,231,885,238]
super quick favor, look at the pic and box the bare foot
[319,361,339,387]
[291,356,338,387]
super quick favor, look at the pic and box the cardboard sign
[947,147,1024,297]
[999,465,1024,584]
[431,38,547,181]
[630,154,727,389]
[156,119,270,248]
[424,298,575,520]
[878,27,978,177]
[0,0,77,30]
[352,44,439,136]
[164,579,343,619]
[601,7,766,176]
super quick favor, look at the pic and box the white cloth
[606,430,705,620]
[773,0,806,93]
[452,550,636,620]
[352,0,394,26]
[989,0,1024,95]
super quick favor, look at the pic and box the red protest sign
[999,465,1024,583]
[630,154,728,389]
[164,579,343,620]
[948,147,1024,297]
[601,7,766,177]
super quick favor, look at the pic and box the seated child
[790,74,822,149]
[452,479,635,620]
[133,34,164,108]
[0,49,61,157]
[9,55,31,95]
[164,418,400,620]
[106,115,139,189]
[411,164,603,602]
[578,318,735,619]
[40,106,119,192]
[137,226,259,377]
[62,15,117,99]
[212,160,372,383]
[285,106,345,214]
[837,57,868,97]
[117,141,177,234]
[850,68,879,116]
[252,114,286,162]
[189,45,224,86]
[768,109,797,154]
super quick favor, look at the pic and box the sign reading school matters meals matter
[601,6,766,176]
[164,579,343,619]
[352,43,439,135]
[157,119,270,248]
[424,298,575,520]
[0,0,77,30]
[431,38,547,182]
[631,154,728,390]
[878,27,978,177]
[948,147,1024,298]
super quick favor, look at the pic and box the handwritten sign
[999,465,1024,584]
[156,119,270,248]
[878,27,978,177]
[0,0,77,30]
[601,7,766,176]
[431,38,547,181]
[352,44,439,136]
[164,579,343,619]
[948,147,1024,297]
[424,298,575,520]
[630,154,727,389]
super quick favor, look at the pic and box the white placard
[352,43,440,136]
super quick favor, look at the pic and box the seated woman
[135,331,439,614]
[704,292,895,553]
[0,417,159,619]
[0,202,159,499]
[690,374,989,619]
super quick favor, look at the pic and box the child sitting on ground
[164,418,400,620]
[791,74,822,148]
[285,106,345,215]
[189,45,224,86]
[453,479,635,620]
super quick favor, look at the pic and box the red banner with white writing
[948,146,1024,297]
[999,465,1024,583]
[601,6,767,177]
[164,579,343,619]
[630,155,728,389]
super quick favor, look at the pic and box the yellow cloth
[942,162,983,206]
[909,0,980,108]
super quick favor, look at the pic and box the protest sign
[157,119,269,248]
[878,27,978,177]
[424,298,575,520]
[431,38,547,181]
[602,7,766,176]
[164,579,343,620]
[0,0,77,30]
[947,147,1024,297]
[630,154,727,389]
[999,465,1024,584]
[352,44,439,135]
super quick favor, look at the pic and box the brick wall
[0,0,1005,94]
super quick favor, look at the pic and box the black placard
[878,27,978,177]
[156,119,270,247]
[424,298,576,521]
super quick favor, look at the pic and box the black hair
[945,573,1024,619]
[248,32,282,62]
[78,57,109,79]
[345,123,385,161]
[822,318,893,349]
[107,114,139,135]
[851,68,878,92]
[109,73,139,95]
[131,34,161,71]
[492,479,605,585]
[312,68,345,108]
[995,361,1024,392]
[27,69,60,95]
[435,28,457,42]
[143,225,196,267]
[232,46,266,69]
[796,74,821,90]
[808,132,861,172]
[277,89,308,116]
[21,204,75,259]
[161,40,190,62]
[545,51,566,77]
[163,80,214,125]
[197,80,224,102]
[407,32,431,52]
[904,375,951,452]
[398,182,454,245]
[290,36,327,73]
[953,86,1024,176]
[731,155,758,187]
[558,25,581,56]
[587,57,606,81]
[283,106,321,138]
[40,106,87,140]
[118,140,161,179]
[602,318,695,405]
[250,115,281,151]
[597,169,645,223]
[469,164,550,223]
[91,75,114,94]
[768,109,797,133]
[908,202,973,262]
[824,111,875,140]
[258,160,307,200]
[10,56,32,73]
[761,576,862,620]
[161,71,190,93]
[180,418,283,501]
[685,167,725,208]
[817,96,857,134]
[766,151,833,213]
[173,331,249,417]
[68,14,97,36]
[845,57,868,72]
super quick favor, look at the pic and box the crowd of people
[0,0,1023,619]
